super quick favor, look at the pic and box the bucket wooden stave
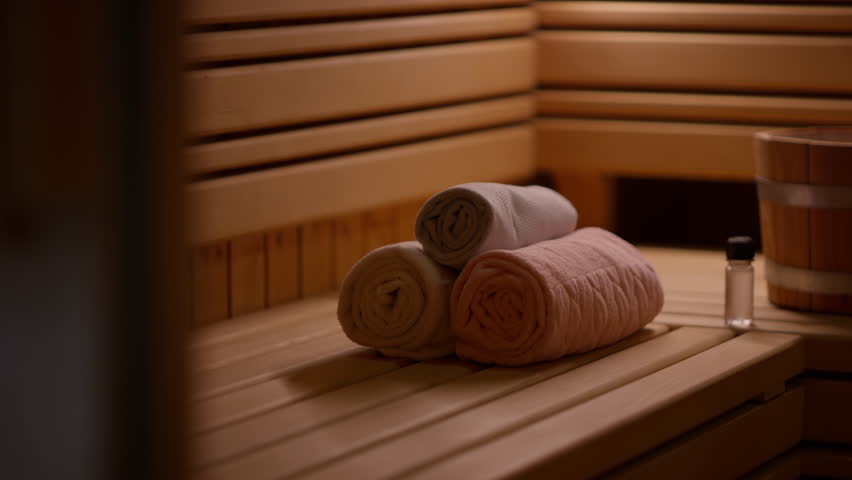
[755,126,852,314]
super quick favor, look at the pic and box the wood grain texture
[265,226,300,306]
[362,206,399,253]
[194,349,411,432]
[229,233,266,316]
[187,8,534,62]
[188,125,534,244]
[186,0,531,24]
[193,242,230,326]
[536,2,852,33]
[804,377,852,445]
[195,360,480,466]
[300,220,334,297]
[199,326,679,480]
[187,94,533,175]
[396,196,428,242]
[605,388,803,480]
[537,90,852,126]
[405,332,803,480]
[552,171,615,230]
[537,31,852,94]
[333,214,363,288]
[295,327,729,480]
[193,331,358,400]
[188,38,534,136]
[537,118,766,180]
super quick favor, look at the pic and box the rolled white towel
[415,183,578,268]
[337,241,457,360]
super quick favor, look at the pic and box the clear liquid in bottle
[724,237,755,329]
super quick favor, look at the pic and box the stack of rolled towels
[337,182,664,366]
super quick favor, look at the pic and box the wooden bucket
[755,127,852,314]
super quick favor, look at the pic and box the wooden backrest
[186,1,537,326]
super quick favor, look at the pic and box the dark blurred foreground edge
[3,1,187,479]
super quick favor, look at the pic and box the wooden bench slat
[538,31,852,94]
[188,124,534,244]
[188,38,534,137]
[405,332,802,480]
[187,8,534,63]
[537,90,852,126]
[537,2,852,33]
[605,388,803,479]
[194,331,358,399]
[192,307,339,372]
[195,359,481,466]
[294,326,729,480]
[804,377,852,445]
[198,326,730,480]
[194,349,411,432]
[537,118,767,180]
[191,293,335,349]
[187,93,533,176]
[186,0,530,24]
[737,450,800,480]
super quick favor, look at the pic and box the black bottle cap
[726,236,755,260]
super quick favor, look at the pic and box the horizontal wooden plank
[406,332,803,480]
[193,331,360,399]
[605,388,803,479]
[537,90,852,126]
[198,325,681,480]
[804,377,852,445]
[186,0,530,24]
[188,94,533,175]
[188,38,534,136]
[190,293,337,349]
[537,118,767,180]
[537,2,852,33]
[195,359,481,466]
[538,31,852,94]
[194,349,411,432]
[187,8,534,63]
[294,327,729,480]
[188,125,534,244]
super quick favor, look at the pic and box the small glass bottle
[725,236,755,329]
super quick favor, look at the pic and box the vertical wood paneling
[193,241,230,326]
[333,214,363,287]
[362,206,400,253]
[396,197,427,242]
[229,233,267,316]
[300,220,335,297]
[553,171,614,230]
[266,226,301,306]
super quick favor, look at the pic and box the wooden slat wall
[186,1,536,326]
[537,1,852,230]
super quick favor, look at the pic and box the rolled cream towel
[415,183,577,269]
[451,227,664,366]
[338,241,457,360]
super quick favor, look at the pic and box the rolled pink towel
[415,183,577,269]
[451,227,664,366]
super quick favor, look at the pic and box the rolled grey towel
[415,183,578,269]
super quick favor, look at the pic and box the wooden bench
[189,248,852,479]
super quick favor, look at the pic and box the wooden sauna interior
[5,1,852,479]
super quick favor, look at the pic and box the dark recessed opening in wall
[614,177,762,250]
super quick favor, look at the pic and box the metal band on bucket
[756,177,852,209]
[765,259,852,296]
